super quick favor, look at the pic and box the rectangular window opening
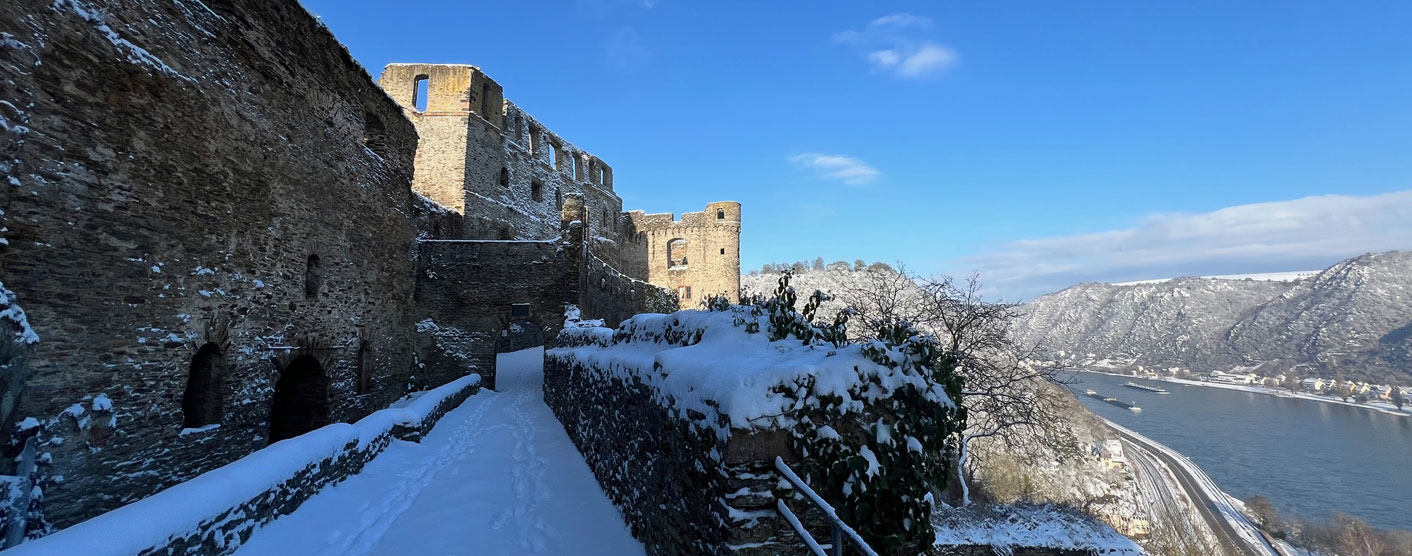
[413,75,429,112]
[511,303,531,318]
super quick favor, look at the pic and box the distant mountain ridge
[1014,251,1412,383]
[741,251,1412,382]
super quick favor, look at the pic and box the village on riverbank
[1072,359,1412,418]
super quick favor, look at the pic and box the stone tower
[628,202,742,309]
[377,63,624,243]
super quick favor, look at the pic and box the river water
[1068,372,1412,531]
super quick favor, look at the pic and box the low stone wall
[543,354,795,555]
[8,375,482,556]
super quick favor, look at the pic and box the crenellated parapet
[378,64,622,244]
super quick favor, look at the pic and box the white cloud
[868,41,957,78]
[833,14,957,79]
[790,153,880,185]
[868,14,932,29]
[956,190,1412,300]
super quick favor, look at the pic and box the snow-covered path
[237,347,645,556]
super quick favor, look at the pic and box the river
[1068,372,1412,531]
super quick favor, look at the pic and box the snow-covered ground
[931,504,1145,555]
[236,347,644,556]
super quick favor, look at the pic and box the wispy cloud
[869,14,932,29]
[956,190,1412,300]
[578,0,655,9]
[833,13,958,79]
[790,153,880,185]
[603,27,650,71]
[866,42,957,78]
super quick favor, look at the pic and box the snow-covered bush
[553,273,966,553]
[736,274,965,553]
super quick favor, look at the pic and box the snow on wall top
[7,373,481,556]
[550,307,953,439]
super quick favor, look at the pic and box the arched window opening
[413,75,429,112]
[499,227,513,240]
[356,339,371,395]
[531,180,544,202]
[499,167,510,187]
[182,342,227,428]
[268,354,330,443]
[668,238,688,269]
[304,254,322,299]
[362,112,388,159]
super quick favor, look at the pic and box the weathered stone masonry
[0,0,420,529]
[631,201,743,309]
[377,63,741,312]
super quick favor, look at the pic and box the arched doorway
[268,354,330,443]
[182,342,227,428]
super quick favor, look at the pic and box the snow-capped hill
[1013,277,1290,369]
[1223,251,1412,380]
[1015,251,1412,382]
[1111,270,1318,286]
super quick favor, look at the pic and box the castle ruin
[0,0,738,534]
[377,63,741,310]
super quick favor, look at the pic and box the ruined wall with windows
[378,62,736,317]
[0,0,421,529]
[629,202,743,309]
[379,64,627,245]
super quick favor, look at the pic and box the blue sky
[305,0,1412,299]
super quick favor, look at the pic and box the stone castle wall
[0,0,424,529]
[378,64,628,246]
[630,202,742,309]
[414,239,572,391]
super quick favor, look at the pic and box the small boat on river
[1083,389,1143,412]
[1124,381,1171,394]
[1104,397,1143,412]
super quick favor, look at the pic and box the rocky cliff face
[1014,251,1412,382]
